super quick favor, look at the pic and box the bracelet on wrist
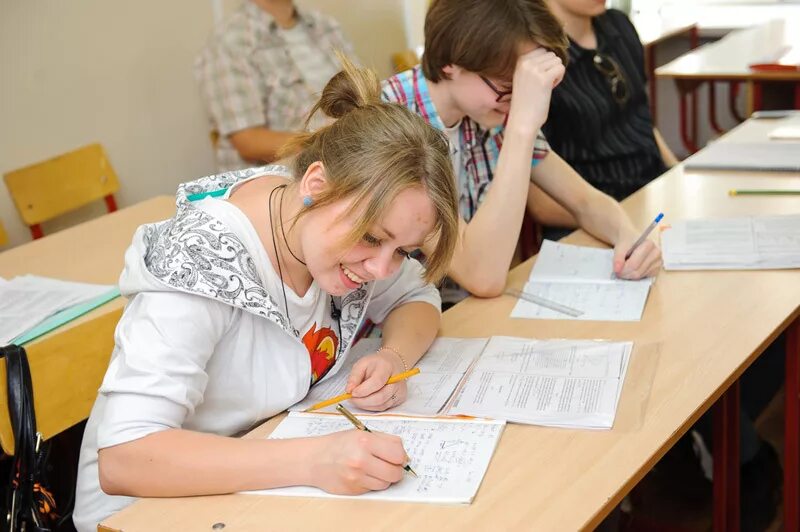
[377,345,408,372]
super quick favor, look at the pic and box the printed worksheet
[244,413,505,504]
[290,337,487,416]
[291,336,634,430]
[510,240,654,321]
[447,337,632,429]
[0,275,116,345]
[662,215,800,270]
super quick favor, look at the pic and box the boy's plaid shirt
[381,66,550,222]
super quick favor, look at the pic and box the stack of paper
[510,240,654,322]
[245,413,505,504]
[662,214,800,270]
[769,114,800,140]
[0,275,119,346]
[292,336,633,430]
[683,141,800,172]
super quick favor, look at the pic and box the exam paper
[0,275,115,345]
[447,337,632,429]
[662,215,800,270]
[289,337,487,416]
[510,240,653,321]
[245,413,505,504]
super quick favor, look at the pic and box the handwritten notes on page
[448,337,632,429]
[245,413,505,504]
[662,215,800,270]
[511,240,653,321]
[290,337,488,416]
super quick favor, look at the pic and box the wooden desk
[632,13,698,126]
[101,122,800,531]
[656,19,800,152]
[0,220,8,247]
[0,196,175,454]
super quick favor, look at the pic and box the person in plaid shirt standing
[382,0,662,306]
[195,0,355,171]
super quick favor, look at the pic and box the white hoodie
[73,166,441,531]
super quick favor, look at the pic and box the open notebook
[244,413,505,504]
[291,336,633,430]
[510,240,654,322]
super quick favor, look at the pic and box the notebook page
[244,413,505,504]
[510,280,651,321]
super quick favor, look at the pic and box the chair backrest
[0,220,7,247]
[4,143,120,235]
[391,50,420,73]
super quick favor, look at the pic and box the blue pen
[625,213,664,260]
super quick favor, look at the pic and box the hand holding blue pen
[625,213,664,260]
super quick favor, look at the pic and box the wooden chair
[391,50,420,73]
[4,143,120,240]
[0,220,8,247]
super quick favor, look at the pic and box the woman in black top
[531,2,677,240]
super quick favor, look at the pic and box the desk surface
[102,121,800,531]
[0,196,175,452]
[656,18,800,81]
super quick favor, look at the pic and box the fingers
[345,360,369,394]
[367,431,410,466]
[619,241,662,279]
[612,244,628,275]
[349,383,405,411]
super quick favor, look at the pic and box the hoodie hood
[119,165,371,351]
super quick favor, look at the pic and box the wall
[0,0,408,249]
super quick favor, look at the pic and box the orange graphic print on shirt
[302,323,339,384]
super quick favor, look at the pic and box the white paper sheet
[684,141,800,172]
[290,337,488,416]
[0,275,115,345]
[447,337,633,429]
[662,215,800,270]
[244,413,505,504]
[510,240,653,321]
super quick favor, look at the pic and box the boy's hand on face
[507,48,565,135]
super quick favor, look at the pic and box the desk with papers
[102,118,800,531]
[0,196,175,454]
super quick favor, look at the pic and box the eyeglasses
[479,75,512,103]
[592,53,629,105]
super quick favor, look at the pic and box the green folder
[12,287,122,346]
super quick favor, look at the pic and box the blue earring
[302,196,314,207]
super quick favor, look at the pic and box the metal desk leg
[708,81,725,134]
[785,319,800,532]
[677,79,702,153]
[713,381,741,532]
[729,82,745,123]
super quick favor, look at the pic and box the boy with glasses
[382,0,662,305]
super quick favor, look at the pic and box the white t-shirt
[444,121,463,182]
[198,197,344,383]
[73,187,440,531]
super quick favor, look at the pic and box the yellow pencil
[304,367,421,412]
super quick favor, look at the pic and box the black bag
[1,344,57,532]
